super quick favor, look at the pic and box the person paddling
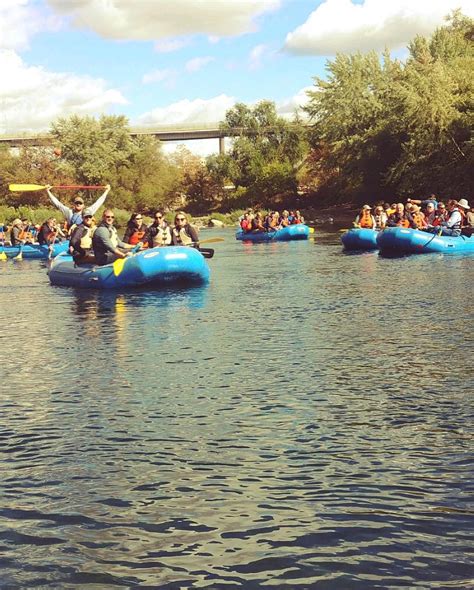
[92,209,135,266]
[46,184,110,232]
[171,212,199,247]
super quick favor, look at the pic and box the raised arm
[87,185,111,216]
[46,187,72,221]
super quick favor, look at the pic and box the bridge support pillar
[219,136,225,155]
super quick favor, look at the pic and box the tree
[217,101,306,206]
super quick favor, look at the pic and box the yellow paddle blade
[13,252,23,261]
[9,183,47,192]
[0,251,7,261]
[309,227,315,234]
[113,257,126,276]
[199,237,225,245]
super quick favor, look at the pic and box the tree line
[0,11,471,216]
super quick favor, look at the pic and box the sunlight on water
[0,229,472,588]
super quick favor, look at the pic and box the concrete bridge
[0,124,236,155]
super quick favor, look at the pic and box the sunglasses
[74,201,83,205]
[176,217,186,221]
[155,215,162,219]
[105,215,115,219]
[135,217,142,220]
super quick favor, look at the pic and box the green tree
[217,101,306,206]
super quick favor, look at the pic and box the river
[0,227,472,589]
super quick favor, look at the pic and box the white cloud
[277,86,313,117]
[154,37,190,53]
[142,68,176,87]
[46,0,280,40]
[0,49,127,134]
[285,0,474,55]
[0,0,59,50]
[136,94,236,127]
[185,56,214,73]
[249,44,267,70]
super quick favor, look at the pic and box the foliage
[215,100,307,206]
[304,11,473,202]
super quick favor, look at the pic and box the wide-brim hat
[362,205,371,210]
[458,198,470,209]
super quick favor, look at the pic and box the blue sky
[1,0,472,153]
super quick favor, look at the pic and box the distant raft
[341,228,378,251]
[0,241,69,259]
[48,246,210,289]
[236,224,310,242]
[377,227,474,255]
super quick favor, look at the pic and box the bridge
[0,124,234,155]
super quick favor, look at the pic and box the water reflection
[0,228,472,589]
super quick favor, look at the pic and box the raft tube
[0,241,69,259]
[48,246,210,289]
[341,228,378,251]
[236,224,310,242]
[377,227,474,255]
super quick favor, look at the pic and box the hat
[458,198,470,209]
[362,204,371,210]
[74,197,84,204]
[83,209,93,218]
[12,218,22,226]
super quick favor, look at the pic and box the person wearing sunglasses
[144,211,171,248]
[123,213,148,246]
[171,212,199,247]
[92,209,135,266]
[46,184,111,232]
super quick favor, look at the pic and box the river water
[0,227,472,589]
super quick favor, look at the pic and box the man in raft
[46,184,110,232]
[92,209,135,266]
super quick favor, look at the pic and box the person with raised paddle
[45,184,111,232]
[69,211,96,264]
[92,209,135,266]
[171,212,200,247]
[143,210,172,248]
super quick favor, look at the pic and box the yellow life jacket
[80,226,95,250]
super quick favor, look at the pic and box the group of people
[354,197,474,237]
[74,209,199,266]
[239,209,305,233]
[5,216,66,248]
[1,185,201,266]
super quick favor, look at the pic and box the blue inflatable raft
[48,246,210,289]
[0,241,69,259]
[341,228,378,251]
[236,224,310,242]
[377,227,474,255]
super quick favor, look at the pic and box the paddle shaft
[9,183,106,192]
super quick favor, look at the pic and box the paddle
[198,248,214,259]
[195,237,225,245]
[0,226,7,261]
[112,244,142,277]
[13,243,24,261]
[9,183,106,192]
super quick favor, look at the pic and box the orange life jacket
[359,211,374,228]
[129,229,146,245]
[412,212,426,228]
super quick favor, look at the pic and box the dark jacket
[69,224,93,259]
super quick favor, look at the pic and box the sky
[1,0,472,155]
